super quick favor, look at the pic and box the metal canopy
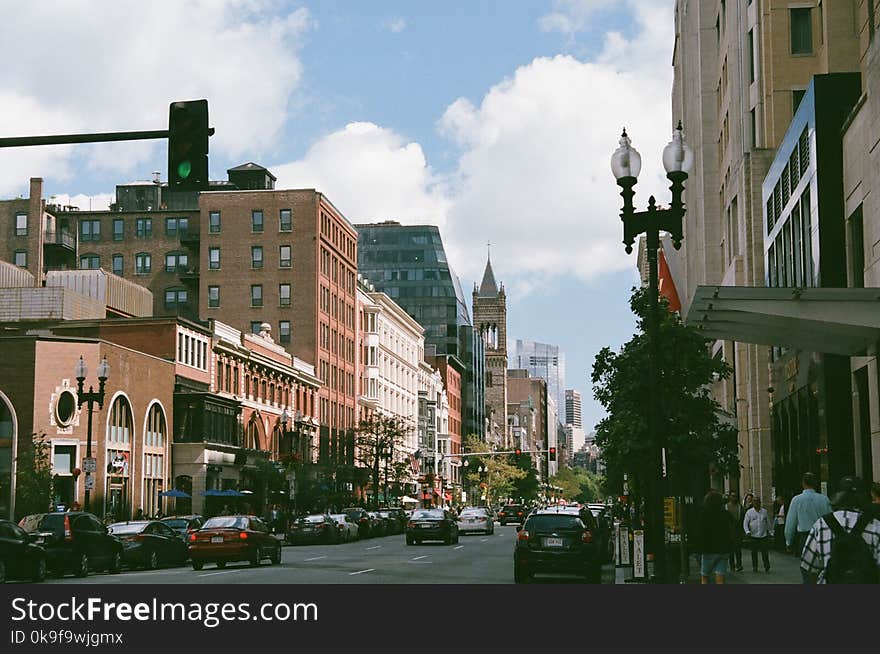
[685,286,880,356]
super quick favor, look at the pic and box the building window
[792,89,806,114]
[279,321,291,344]
[15,213,27,236]
[164,288,188,310]
[251,246,263,269]
[113,219,124,241]
[208,247,220,270]
[208,211,221,233]
[165,216,189,236]
[165,251,188,272]
[208,285,220,308]
[251,284,263,307]
[280,209,292,232]
[251,321,262,335]
[79,219,101,242]
[279,245,292,268]
[14,250,26,267]
[750,108,757,149]
[135,252,151,274]
[790,8,812,54]
[112,254,123,275]
[107,395,132,445]
[252,210,264,233]
[849,206,865,288]
[747,29,756,84]
[79,254,100,270]
[279,283,291,307]
[136,217,153,238]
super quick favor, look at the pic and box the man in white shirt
[743,496,772,573]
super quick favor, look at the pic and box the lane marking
[365,545,382,550]
[304,556,326,561]
[454,545,464,550]
[411,555,428,560]
[349,568,374,575]
[480,538,489,542]
[197,570,239,578]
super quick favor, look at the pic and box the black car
[108,521,189,569]
[342,507,372,539]
[160,515,204,540]
[18,512,123,578]
[378,509,406,535]
[0,519,48,583]
[513,508,602,583]
[405,508,459,545]
[287,515,340,545]
[498,504,526,525]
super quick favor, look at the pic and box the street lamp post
[74,355,110,513]
[610,122,693,583]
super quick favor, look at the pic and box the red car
[188,515,281,571]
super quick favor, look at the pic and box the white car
[457,507,495,535]
[330,514,359,542]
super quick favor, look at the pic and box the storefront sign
[633,530,645,578]
[619,526,630,566]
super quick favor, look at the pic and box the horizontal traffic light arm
[0,127,214,148]
[460,450,551,456]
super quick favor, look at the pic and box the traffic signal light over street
[549,447,556,461]
[168,99,209,190]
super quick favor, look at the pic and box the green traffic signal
[177,160,192,180]
[168,99,209,190]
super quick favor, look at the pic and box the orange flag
[658,249,681,313]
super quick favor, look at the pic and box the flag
[409,452,420,476]
[658,248,682,313]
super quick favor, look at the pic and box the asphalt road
[37,524,612,585]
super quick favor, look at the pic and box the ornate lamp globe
[610,128,642,181]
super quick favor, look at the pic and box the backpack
[823,512,879,584]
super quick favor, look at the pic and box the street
[32,524,611,585]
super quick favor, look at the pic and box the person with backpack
[800,475,880,584]
[785,472,832,582]
[696,490,736,584]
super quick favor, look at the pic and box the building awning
[685,286,880,355]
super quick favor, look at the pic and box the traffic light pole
[0,128,214,148]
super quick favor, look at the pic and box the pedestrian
[696,490,735,585]
[725,491,744,572]
[800,475,880,584]
[868,482,880,521]
[743,496,772,572]
[784,472,832,583]
[772,495,786,551]
[134,508,144,520]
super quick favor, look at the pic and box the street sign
[84,473,95,491]
[619,525,630,565]
[664,497,678,529]
[82,457,97,473]
[633,530,645,578]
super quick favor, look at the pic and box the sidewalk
[611,548,804,584]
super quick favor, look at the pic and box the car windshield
[526,515,583,531]
[108,522,149,535]
[330,515,347,522]
[162,519,190,530]
[461,509,487,516]
[411,510,444,520]
[502,506,523,512]
[202,517,248,530]
[303,515,327,523]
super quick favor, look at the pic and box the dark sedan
[286,515,340,545]
[160,515,203,540]
[342,507,372,539]
[513,509,602,583]
[498,505,526,525]
[18,512,122,578]
[0,519,48,583]
[188,515,281,570]
[405,509,459,545]
[108,521,188,569]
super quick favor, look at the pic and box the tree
[461,434,526,505]
[356,413,410,509]
[15,433,53,520]
[591,288,739,507]
[550,467,605,503]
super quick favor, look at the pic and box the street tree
[356,413,411,509]
[15,433,53,520]
[550,467,605,503]
[591,288,739,509]
[461,434,526,506]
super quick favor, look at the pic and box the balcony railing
[43,229,76,249]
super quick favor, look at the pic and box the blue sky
[0,0,675,432]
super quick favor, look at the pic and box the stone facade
[472,256,508,446]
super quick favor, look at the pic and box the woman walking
[697,490,736,584]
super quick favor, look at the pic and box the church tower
[472,249,508,446]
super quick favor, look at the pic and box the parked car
[367,511,387,537]
[378,508,407,534]
[405,508,459,545]
[287,514,340,545]
[457,507,495,535]
[188,515,281,570]
[497,504,526,526]
[513,507,602,583]
[160,515,203,540]
[0,519,48,583]
[18,512,123,578]
[342,507,372,539]
[108,521,189,569]
[329,514,359,542]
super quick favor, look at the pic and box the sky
[0,0,675,433]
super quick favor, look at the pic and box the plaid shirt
[800,509,880,583]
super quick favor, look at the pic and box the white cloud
[47,193,114,212]
[539,0,615,35]
[383,18,407,33]
[0,0,314,198]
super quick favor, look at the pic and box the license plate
[211,536,223,543]
[419,524,431,528]
[543,537,563,548]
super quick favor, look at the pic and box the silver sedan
[457,508,495,535]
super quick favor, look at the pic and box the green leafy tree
[356,414,410,509]
[591,288,739,506]
[461,434,526,505]
[15,433,53,520]
[512,452,539,502]
[550,467,605,503]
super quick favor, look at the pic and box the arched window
[245,420,259,450]
[105,395,133,521]
[0,395,15,520]
[143,404,166,518]
[108,396,132,445]
[144,404,166,449]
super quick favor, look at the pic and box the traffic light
[514,448,522,457]
[549,447,556,462]
[168,99,209,191]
